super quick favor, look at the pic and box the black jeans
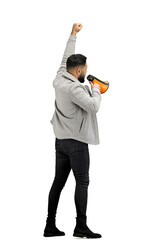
[47,138,90,222]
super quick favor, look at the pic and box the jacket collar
[62,71,80,83]
[62,71,90,95]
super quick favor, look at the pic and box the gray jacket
[50,34,102,145]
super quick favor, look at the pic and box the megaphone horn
[87,75,109,94]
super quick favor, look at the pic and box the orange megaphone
[87,74,109,94]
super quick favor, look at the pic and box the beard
[78,75,85,83]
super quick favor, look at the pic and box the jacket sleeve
[69,84,102,114]
[56,34,77,77]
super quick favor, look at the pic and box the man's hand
[71,23,83,36]
[90,81,101,92]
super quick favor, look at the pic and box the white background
[0,0,160,239]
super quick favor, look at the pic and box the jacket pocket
[79,116,87,134]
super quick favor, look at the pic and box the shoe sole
[73,233,101,238]
[44,232,65,237]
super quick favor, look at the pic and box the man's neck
[67,70,78,80]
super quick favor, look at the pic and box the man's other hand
[71,23,83,35]
[90,81,101,92]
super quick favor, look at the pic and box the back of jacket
[50,34,102,145]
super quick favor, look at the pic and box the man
[43,23,102,238]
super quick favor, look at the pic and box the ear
[76,67,81,75]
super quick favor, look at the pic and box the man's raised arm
[56,23,83,77]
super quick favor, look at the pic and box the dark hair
[66,54,87,69]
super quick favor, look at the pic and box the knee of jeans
[75,173,90,187]
[53,177,66,189]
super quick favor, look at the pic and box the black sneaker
[43,225,65,237]
[73,223,101,238]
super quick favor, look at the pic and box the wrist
[92,86,101,92]
[71,31,77,36]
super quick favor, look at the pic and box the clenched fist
[90,81,101,92]
[71,23,83,35]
